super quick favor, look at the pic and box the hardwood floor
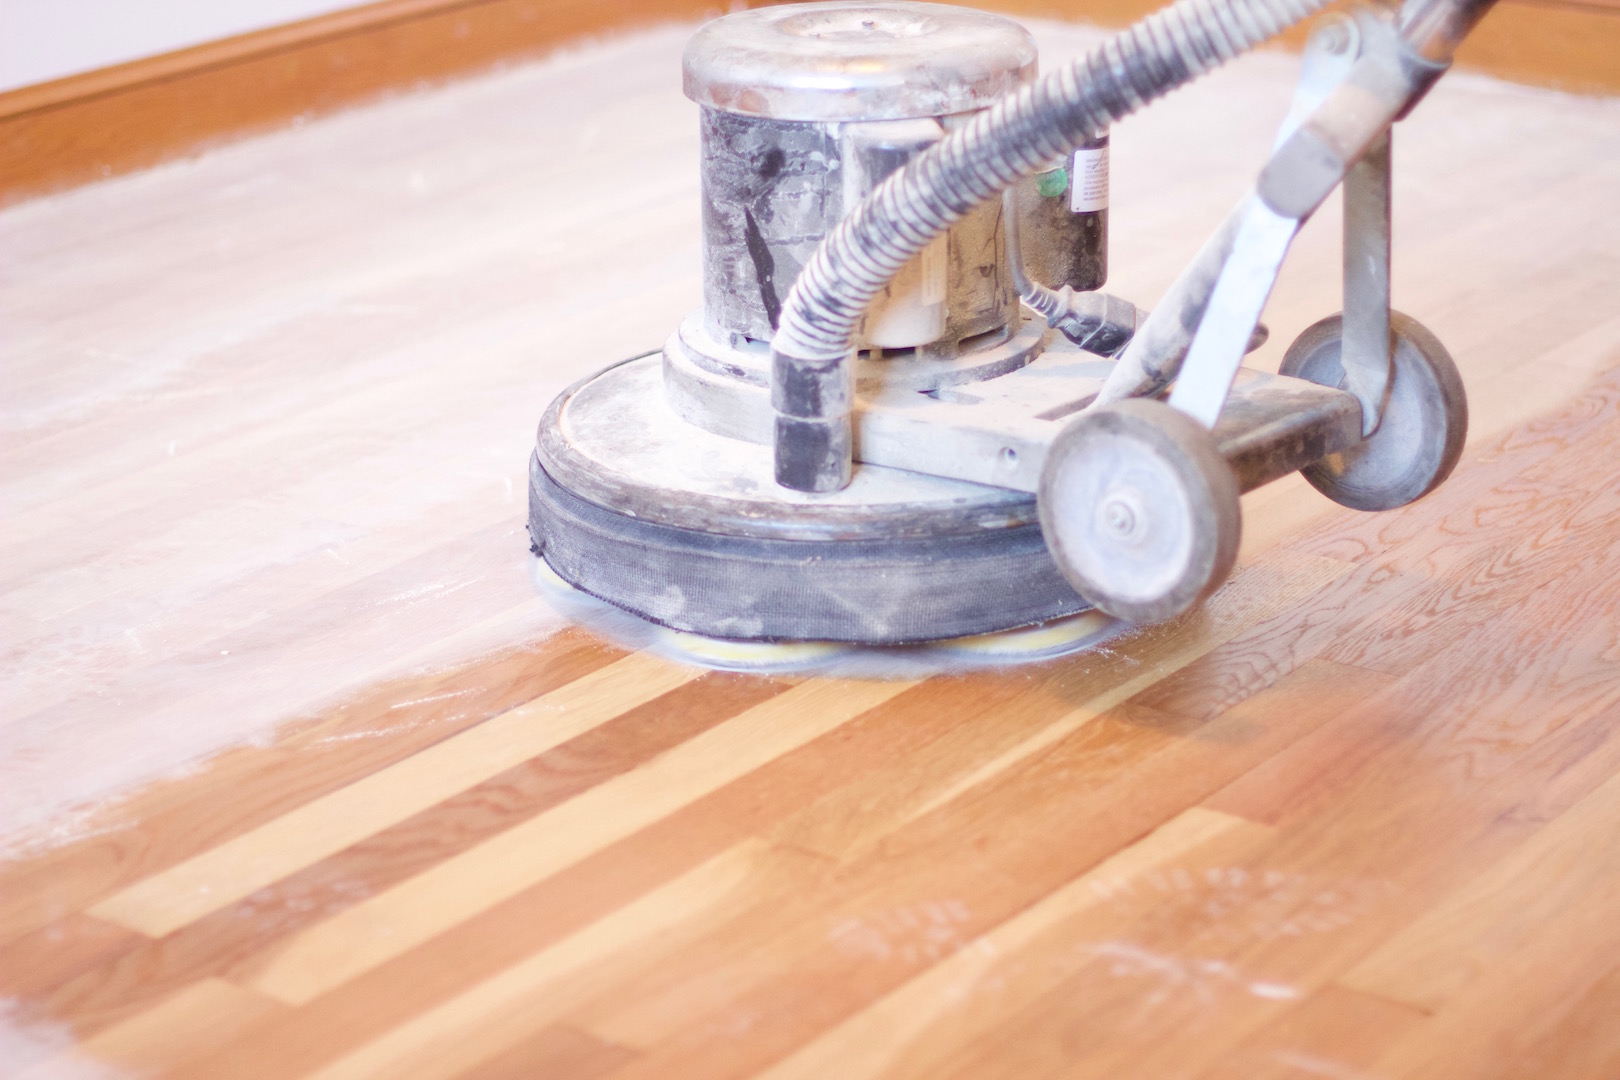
[3,21,1619,1080]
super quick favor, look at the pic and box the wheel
[1280,311,1467,511]
[1038,398,1241,624]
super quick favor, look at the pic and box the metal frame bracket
[1341,131,1394,435]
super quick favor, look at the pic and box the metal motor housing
[682,2,1107,360]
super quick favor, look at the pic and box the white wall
[0,0,371,93]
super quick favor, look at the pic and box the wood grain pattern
[570,656,1406,1080]
[1195,984,1432,1080]
[3,21,1619,1080]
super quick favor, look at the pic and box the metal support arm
[1342,132,1393,435]
[1096,0,1495,434]
[1166,6,1436,430]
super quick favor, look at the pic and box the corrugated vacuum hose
[769,0,1335,492]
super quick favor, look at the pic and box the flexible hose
[1000,186,1069,331]
[770,0,1333,491]
[1002,186,1146,356]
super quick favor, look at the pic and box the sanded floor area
[4,19,1620,1080]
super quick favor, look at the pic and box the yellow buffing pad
[922,609,1118,662]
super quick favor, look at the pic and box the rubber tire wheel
[1038,398,1241,624]
[1280,311,1468,511]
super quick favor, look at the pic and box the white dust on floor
[4,18,1619,856]
[1,999,121,1078]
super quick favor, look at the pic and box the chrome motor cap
[682,1,1037,122]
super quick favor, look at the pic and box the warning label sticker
[1071,145,1109,213]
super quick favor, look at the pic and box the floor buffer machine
[529,0,1491,656]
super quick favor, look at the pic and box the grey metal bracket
[1102,5,1429,434]
[1166,6,1425,432]
[1342,132,1393,435]
[854,338,1364,496]
[667,325,1366,499]
[1166,196,1301,429]
[1088,13,1362,414]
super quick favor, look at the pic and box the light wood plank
[20,673,795,1041]
[1490,963,1620,1080]
[0,628,621,945]
[129,669,944,1078]
[0,913,141,1000]
[446,1024,637,1080]
[242,678,917,1004]
[303,839,807,1080]
[90,651,697,937]
[18,977,281,1079]
[894,700,1620,1080]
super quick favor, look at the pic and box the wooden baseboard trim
[0,0,514,120]
[0,0,735,206]
[989,0,1620,94]
[2,0,1615,207]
